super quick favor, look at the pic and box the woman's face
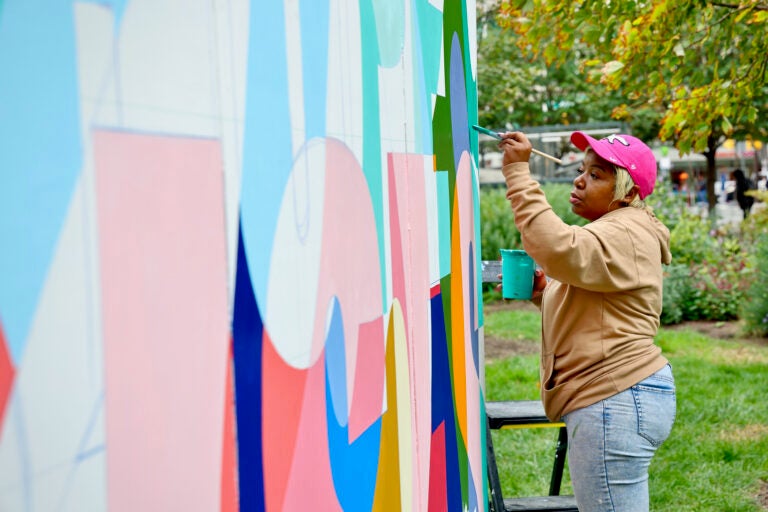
[570,151,620,221]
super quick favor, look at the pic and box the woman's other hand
[531,268,547,300]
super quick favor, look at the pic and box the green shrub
[660,203,751,323]
[646,179,688,233]
[661,265,689,325]
[479,182,585,262]
[681,252,749,321]
[480,186,522,261]
[667,211,718,265]
[480,180,760,325]
[740,191,768,336]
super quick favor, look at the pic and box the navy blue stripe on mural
[232,222,265,512]
[430,288,462,511]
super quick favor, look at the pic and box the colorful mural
[0,0,485,510]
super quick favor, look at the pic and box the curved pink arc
[313,138,383,425]
[387,152,433,510]
[456,151,483,501]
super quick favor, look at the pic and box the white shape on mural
[265,138,326,368]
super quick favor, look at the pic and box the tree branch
[711,1,768,11]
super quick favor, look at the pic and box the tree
[477,4,627,132]
[498,0,768,212]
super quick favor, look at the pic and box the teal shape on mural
[372,0,404,68]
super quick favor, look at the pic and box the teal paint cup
[500,249,535,300]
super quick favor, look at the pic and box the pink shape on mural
[280,350,342,511]
[348,316,385,442]
[387,152,432,511]
[456,152,483,502]
[93,130,230,512]
[313,137,383,413]
[0,321,13,429]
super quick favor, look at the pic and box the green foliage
[480,186,522,260]
[644,182,755,324]
[740,194,768,336]
[661,209,751,323]
[645,179,688,232]
[497,0,768,150]
[494,0,768,209]
[480,182,586,261]
[660,265,689,325]
[476,4,625,130]
[680,253,750,321]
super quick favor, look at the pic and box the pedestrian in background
[731,168,755,219]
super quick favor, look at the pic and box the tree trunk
[705,134,719,215]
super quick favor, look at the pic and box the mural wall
[0,0,485,510]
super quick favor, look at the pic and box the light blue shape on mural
[80,0,128,31]
[449,33,470,171]
[239,0,293,303]
[0,0,82,363]
[300,0,329,140]
[325,297,348,426]
[325,296,380,511]
[372,0,404,68]
[240,1,333,305]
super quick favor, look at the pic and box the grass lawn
[484,307,768,511]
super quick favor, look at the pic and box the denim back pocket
[631,368,677,446]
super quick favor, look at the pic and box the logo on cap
[606,135,630,146]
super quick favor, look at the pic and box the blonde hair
[585,148,650,210]
[613,166,649,209]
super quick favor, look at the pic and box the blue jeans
[563,365,676,512]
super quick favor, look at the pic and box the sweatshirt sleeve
[501,162,644,293]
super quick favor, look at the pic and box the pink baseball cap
[570,131,658,199]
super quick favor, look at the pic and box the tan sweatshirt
[502,162,672,421]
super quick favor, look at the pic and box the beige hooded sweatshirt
[502,162,672,421]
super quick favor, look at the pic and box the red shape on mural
[428,421,448,512]
[0,321,14,428]
[221,337,239,512]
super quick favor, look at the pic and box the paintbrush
[472,125,563,165]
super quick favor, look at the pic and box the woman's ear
[623,185,640,204]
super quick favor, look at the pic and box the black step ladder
[486,400,578,511]
[481,260,577,511]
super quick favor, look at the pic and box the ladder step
[486,400,552,428]
[502,495,578,511]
